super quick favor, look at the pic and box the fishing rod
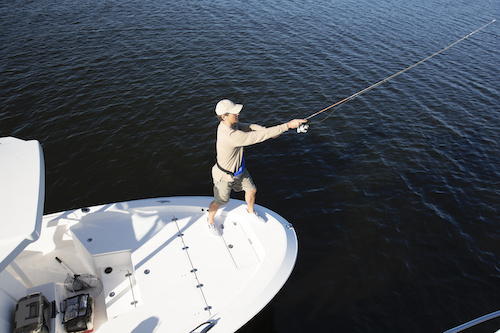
[296,19,496,133]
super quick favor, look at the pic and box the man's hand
[287,119,308,129]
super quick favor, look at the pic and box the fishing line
[297,19,496,133]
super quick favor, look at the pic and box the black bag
[63,294,94,333]
[13,292,51,333]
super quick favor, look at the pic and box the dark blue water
[1,0,499,332]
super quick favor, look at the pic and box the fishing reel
[297,124,309,133]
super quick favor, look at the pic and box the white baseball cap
[215,99,243,115]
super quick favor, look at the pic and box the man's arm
[230,119,307,147]
[237,123,265,132]
[249,124,266,131]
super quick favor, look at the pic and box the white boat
[0,137,298,333]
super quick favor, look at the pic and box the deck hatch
[222,221,260,269]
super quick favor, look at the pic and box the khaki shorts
[213,169,256,206]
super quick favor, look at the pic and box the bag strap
[216,161,234,176]
[216,156,245,176]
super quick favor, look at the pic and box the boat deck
[9,197,297,332]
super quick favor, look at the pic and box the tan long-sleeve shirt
[212,121,289,182]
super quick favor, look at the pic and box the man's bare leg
[208,200,221,224]
[245,188,257,213]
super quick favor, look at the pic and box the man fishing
[207,99,307,236]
